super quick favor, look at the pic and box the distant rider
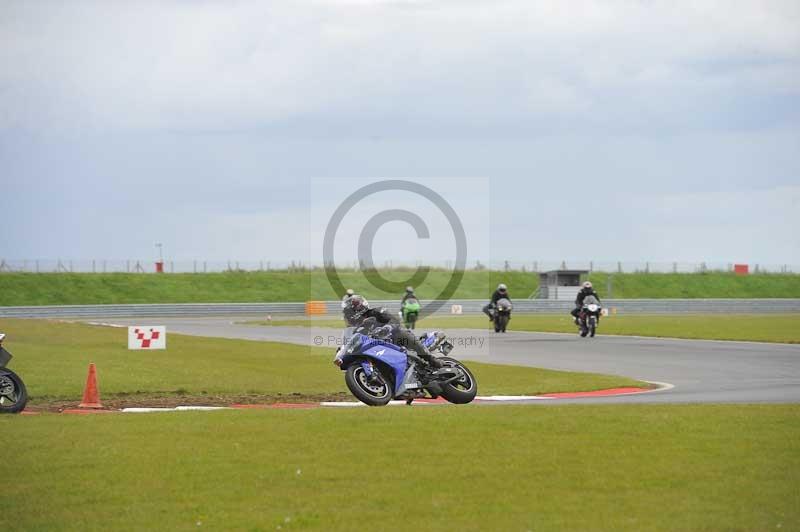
[343,295,442,368]
[400,286,421,329]
[482,283,511,321]
[341,288,355,324]
[340,288,355,308]
[401,286,415,305]
[571,281,601,324]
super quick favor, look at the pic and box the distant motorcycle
[491,298,513,333]
[401,297,421,330]
[0,333,28,413]
[333,322,477,406]
[577,296,602,338]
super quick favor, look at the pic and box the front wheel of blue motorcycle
[438,358,478,404]
[0,369,28,414]
[344,362,393,406]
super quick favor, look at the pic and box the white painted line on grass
[122,406,229,413]
[122,407,178,413]
[175,406,228,411]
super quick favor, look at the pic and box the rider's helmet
[405,286,414,293]
[497,283,507,293]
[343,295,370,325]
[344,294,368,312]
[583,281,593,290]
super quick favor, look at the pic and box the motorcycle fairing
[339,333,409,395]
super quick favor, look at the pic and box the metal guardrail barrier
[1,299,799,318]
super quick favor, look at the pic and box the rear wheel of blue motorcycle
[344,360,394,406]
[438,357,477,404]
[0,369,28,414]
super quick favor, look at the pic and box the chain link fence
[0,259,796,274]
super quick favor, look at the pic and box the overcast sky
[1,0,799,268]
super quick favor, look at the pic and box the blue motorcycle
[0,333,28,414]
[334,325,477,406]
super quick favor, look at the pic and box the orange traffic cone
[78,363,103,409]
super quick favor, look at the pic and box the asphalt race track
[98,317,800,404]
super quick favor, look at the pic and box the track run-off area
[96,316,800,405]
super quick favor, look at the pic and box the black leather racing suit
[343,306,436,365]
[483,289,511,319]
[571,288,601,320]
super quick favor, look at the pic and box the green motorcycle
[401,298,421,330]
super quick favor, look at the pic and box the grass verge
[249,313,800,344]
[1,319,645,408]
[3,404,799,531]
[1,271,799,305]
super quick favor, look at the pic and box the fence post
[36,260,39,273]
[92,259,96,273]
[673,262,677,273]
[203,261,207,273]
[607,275,613,299]
[617,261,622,273]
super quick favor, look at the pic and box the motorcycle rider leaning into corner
[571,281,602,324]
[342,295,443,369]
[482,283,511,321]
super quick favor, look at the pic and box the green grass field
[1,319,645,407]
[4,405,798,531]
[248,313,800,344]
[1,271,799,305]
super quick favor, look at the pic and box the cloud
[1,0,798,135]
[1,1,798,264]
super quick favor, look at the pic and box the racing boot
[420,349,443,369]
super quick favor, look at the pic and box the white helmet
[341,288,355,308]
[497,283,507,291]
[583,281,593,289]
